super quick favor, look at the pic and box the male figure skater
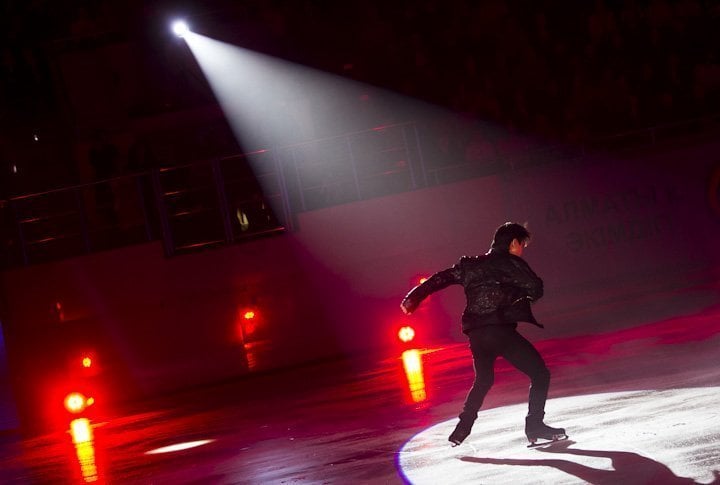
[400,222,566,446]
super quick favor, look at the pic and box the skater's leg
[461,351,496,419]
[463,327,501,417]
[449,329,498,445]
[449,353,495,445]
[500,330,565,441]
[500,330,550,418]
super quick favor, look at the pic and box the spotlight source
[398,326,415,343]
[171,20,189,38]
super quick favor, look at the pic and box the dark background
[1,0,719,434]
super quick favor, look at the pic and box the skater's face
[509,238,526,257]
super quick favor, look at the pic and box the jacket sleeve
[401,260,463,313]
[505,256,544,301]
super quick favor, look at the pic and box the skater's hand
[400,299,414,315]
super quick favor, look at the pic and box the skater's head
[491,222,531,256]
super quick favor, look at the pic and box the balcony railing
[2,113,719,269]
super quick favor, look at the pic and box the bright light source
[243,310,255,320]
[65,392,92,414]
[419,277,428,284]
[398,326,416,343]
[171,20,190,38]
[65,393,86,413]
[146,439,214,455]
[82,357,92,368]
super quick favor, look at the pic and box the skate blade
[526,434,568,448]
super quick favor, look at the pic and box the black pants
[459,324,550,423]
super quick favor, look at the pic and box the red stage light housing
[398,326,416,343]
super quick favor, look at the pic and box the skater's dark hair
[491,222,531,250]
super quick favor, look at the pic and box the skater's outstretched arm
[401,262,462,314]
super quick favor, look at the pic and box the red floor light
[398,326,416,343]
[235,308,261,343]
[65,392,93,414]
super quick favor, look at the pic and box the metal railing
[2,113,719,269]
[278,122,425,212]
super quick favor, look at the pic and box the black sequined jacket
[402,247,544,333]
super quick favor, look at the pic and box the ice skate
[448,419,473,446]
[525,415,567,447]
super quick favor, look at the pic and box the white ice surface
[399,387,720,484]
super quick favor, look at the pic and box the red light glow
[236,307,261,342]
[65,392,92,414]
[70,417,93,444]
[419,277,428,284]
[55,301,65,321]
[398,326,416,343]
[70,418,100,482]
[401,349,427,403]
[82,357,92,368]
